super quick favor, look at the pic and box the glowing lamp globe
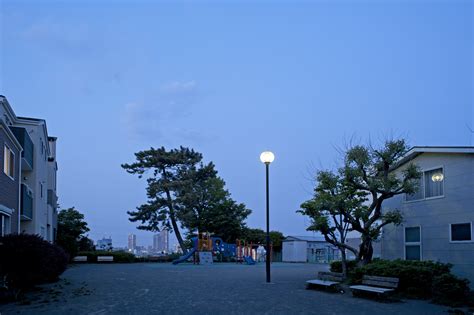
[431,173,444,182]
[260,151,275,164]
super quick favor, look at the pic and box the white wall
[382,153,474,286]
[282,241,307,262]
[18,122,51,241]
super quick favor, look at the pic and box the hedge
[77,251,135,263]
[135,253,182,263]
[431,273,471,307]
[330,259,471,306]
[329,260,358,273]
[0,234,68,290]
[351,259,453,299]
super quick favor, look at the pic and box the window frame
[404,166,445,203]
[3,144,15,180]
[449,222,473,243]
[404,225,422,261]
[0,213,11,237]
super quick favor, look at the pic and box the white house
[282,236,340,263]
[381,146,474,283]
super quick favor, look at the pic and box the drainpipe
[17,149,22,234]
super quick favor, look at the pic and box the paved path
[0,263,453,314]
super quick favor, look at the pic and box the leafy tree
[57,207,90,259]
[78,237,95,252]
[299,139,421,266]
[176,162,251,243]
[269,231,285,250]
[122,146,202,253]
[299,171,365,276]
[240,228,266,244]
[240,228,285,250]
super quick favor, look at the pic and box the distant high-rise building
[153,229,169,253]
[128,234,136,251]
[153,234,159,252]
[97,237,113,251]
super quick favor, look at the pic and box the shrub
[134,253,181,263]
[77,251,135,263]
[0,234,68,289]
[330,260,358,273]
[432,273,470,306]
[352,259,453,299]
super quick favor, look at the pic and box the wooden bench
[306,272,344,291]
[97,256,114,263]
[72,256,88,262]
[350,275,399,297]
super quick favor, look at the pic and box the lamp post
[260,151,275,283]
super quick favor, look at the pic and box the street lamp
[260,151,274,283]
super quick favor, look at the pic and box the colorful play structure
[172,232,272,265]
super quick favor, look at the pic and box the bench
[306,272,344,291]
[350,275,399,298]
[72,256,88,262]
[97,256,114,263]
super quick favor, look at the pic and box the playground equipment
[236,239,272,265]
[172,232,265,265]
[172,232,236,265]
[236,239,256,264]
[196,232,213,265]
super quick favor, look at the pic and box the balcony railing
[47,189,58,208]
[10,126,34,170]
[20,184,33,220]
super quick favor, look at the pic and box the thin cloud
[122,81,208,143]
[21,19,99,55]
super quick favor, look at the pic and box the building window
[450,223,472,242]
[406,167,444,201]
[40,182,43,199]
[1,213,11,236]
[3,145,15,180]
[425,168,444,198]
[405,226,421,261]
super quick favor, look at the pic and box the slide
[172,248,196,265]
[243,256,256,265]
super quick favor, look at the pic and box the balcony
[47,189,58,208]
[20,184,33,220]
[10,126,34,170]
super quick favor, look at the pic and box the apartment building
[0,95,58,241]
[0,117,22,236]
[381,146,474,283]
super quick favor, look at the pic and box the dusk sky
[1,0,472,248]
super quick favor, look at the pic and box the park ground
[0,263,459,315]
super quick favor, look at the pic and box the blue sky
[1,0,472,248]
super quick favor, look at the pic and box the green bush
[136,253,182,263]
[0,234,68,289]
[77,251,135,263]
[352,259,453,299]
[330,260,358,273]
[432,273,470,306]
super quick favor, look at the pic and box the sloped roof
[283,235,327,242]
[393,146,474,170]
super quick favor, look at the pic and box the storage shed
[282,236,341,263]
